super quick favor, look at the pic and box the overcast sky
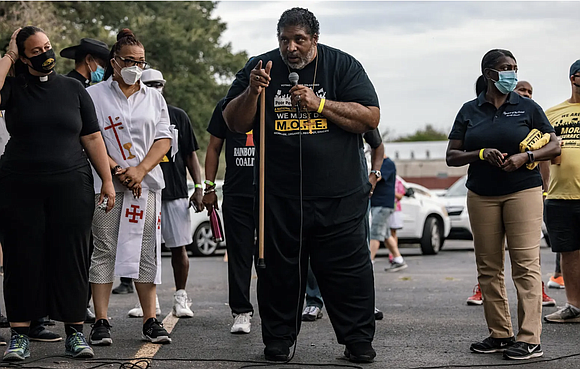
[213,1,579,138]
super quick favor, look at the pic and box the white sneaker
[172,290,194,318]
[127,295,162,317]
[301,306,323,321]
[230,312,251,334]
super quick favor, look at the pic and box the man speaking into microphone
[222,7,380,363]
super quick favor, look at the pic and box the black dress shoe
[112,282,134,294]
[264,340,291,361]
[344,342,376,363]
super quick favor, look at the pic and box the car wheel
[420,216,442,255]
[189,221,218,256]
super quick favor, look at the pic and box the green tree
[1,1,248,153]
[394,124,448,142]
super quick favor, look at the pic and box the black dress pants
[223,195,256,315]
[0,165,94,322]
[256,185,375,346]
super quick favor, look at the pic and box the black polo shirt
[449,91,554,196]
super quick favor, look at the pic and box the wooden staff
[257,88,266,268]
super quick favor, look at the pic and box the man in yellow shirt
[543,60,580,323]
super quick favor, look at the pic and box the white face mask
[120,65,143,85]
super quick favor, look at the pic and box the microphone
[289,72,300,115]
[289,72,299,86]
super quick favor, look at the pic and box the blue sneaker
[3,333,30,361]
[65,332,94,358]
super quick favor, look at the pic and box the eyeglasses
[115,55,149,69]
[144,82,164,88]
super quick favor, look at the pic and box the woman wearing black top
[446,49,560,360]
[0,27,115,361]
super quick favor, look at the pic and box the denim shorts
[370,206,394,241]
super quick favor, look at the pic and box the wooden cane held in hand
[257,88,266,268]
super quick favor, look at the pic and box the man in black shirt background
[60,38,109,88]
[203,98,256,334]
[223,7,380,363]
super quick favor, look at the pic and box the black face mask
[25,49,56,73]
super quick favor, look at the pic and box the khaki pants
[467,186,542,344]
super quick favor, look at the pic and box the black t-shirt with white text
[207,99,254,197]
[224,44,380,199]
[160,105,199,200]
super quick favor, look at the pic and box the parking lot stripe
[131,312,179,366]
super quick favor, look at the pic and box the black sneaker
[112,282,134,294]
[470,336,515,353]
[89,319,112,346]
[264,340,291,361]
[503,342,543,360]
[28,325,62,342]
[142,318,171,344]
[374,307,384,320]
[344,342,376,363]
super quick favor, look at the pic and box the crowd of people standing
[0,6,577,365]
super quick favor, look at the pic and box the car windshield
[445,176,467,197]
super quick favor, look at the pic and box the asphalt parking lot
[1,240,578,369]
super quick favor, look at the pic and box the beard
[280,44,316,70]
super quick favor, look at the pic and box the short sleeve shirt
[87,77,172,192]
[207,99,254,197]
[223,44,380,199]
[160,105,199,200]
[545,100,580,199]
[0,72,99,174]
[448,91,554,196]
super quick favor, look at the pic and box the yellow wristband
[317,98,326,114]
[543,192,548,196]
[479,148,485,160]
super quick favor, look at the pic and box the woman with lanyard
[446,49,560,360]
[0,27,115,361]
[86,29,173,346]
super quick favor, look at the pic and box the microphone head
[288,72,299,86]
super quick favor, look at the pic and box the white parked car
[396,177,451,255]
[442,175,549,244]
[442,175,473,240]
[185,180,226,256]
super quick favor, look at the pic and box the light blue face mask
[90,65,105,83]
[491,70,517,95]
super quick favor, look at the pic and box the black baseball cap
[570,59,580,77]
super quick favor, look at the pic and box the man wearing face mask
[60,38,110,325]
[60,38,109,88]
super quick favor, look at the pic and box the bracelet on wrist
[317,98,326,114]
[479,148,485,161]
[204,179,215,187]
[194,183,202,189]
[4,53,15,65]
[204,188,216,194]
